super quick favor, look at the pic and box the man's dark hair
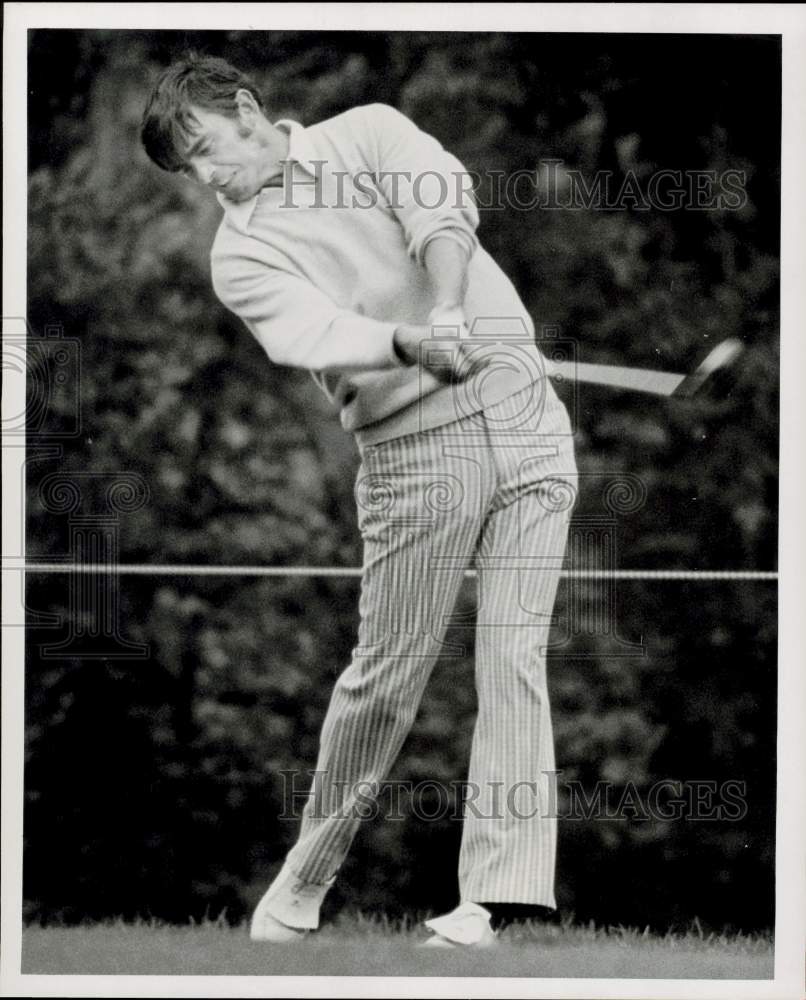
[141,54,265,172]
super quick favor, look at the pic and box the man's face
[179,105,271,203]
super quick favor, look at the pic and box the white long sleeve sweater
[210,103,548,445]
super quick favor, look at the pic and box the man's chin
[221,183,258,204]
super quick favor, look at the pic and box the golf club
[543,337,744,397]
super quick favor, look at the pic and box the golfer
[142,54,577,948]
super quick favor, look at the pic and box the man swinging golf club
[141,53,581,948]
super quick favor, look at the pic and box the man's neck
[258,121,290,189]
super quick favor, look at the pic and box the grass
[20,913,774,979]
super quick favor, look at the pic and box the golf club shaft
[544,359,684,396]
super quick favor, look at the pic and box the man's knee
[331,660,420,727]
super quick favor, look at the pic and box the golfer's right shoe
[249,864,335,943]
[420,901,497,948]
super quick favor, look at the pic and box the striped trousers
[285,380,577,907]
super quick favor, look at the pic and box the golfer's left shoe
[420,901,497,948]
[249,908,309,943]
[249,864,335,943]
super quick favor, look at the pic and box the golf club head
[672,338,744,398]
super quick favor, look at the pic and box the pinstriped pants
[285,379,577,907]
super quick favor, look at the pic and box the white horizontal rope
[9,562,778,581]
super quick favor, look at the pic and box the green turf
[20,914,773,979]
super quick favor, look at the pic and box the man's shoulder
[307,102,413,147]
[210,214,241,264]
[314,102,406,127]
[209,218,238,299]
[209,212,269,298]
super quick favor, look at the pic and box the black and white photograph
[2,3,804,998]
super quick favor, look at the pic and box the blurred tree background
[24,30,779,932]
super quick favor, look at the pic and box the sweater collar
[215,119,317,232]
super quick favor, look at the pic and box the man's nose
[189,159,215,186]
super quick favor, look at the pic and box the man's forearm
[423,235,470,311]
[393,234,473,370]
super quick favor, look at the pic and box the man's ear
[234,88,260,131]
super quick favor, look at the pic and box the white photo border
[3,4,804,998]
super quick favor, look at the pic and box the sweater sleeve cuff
[415,226,478,267]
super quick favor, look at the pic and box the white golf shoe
[249,908,308,943]
[249,864,335,942]
[420,901,497,948]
